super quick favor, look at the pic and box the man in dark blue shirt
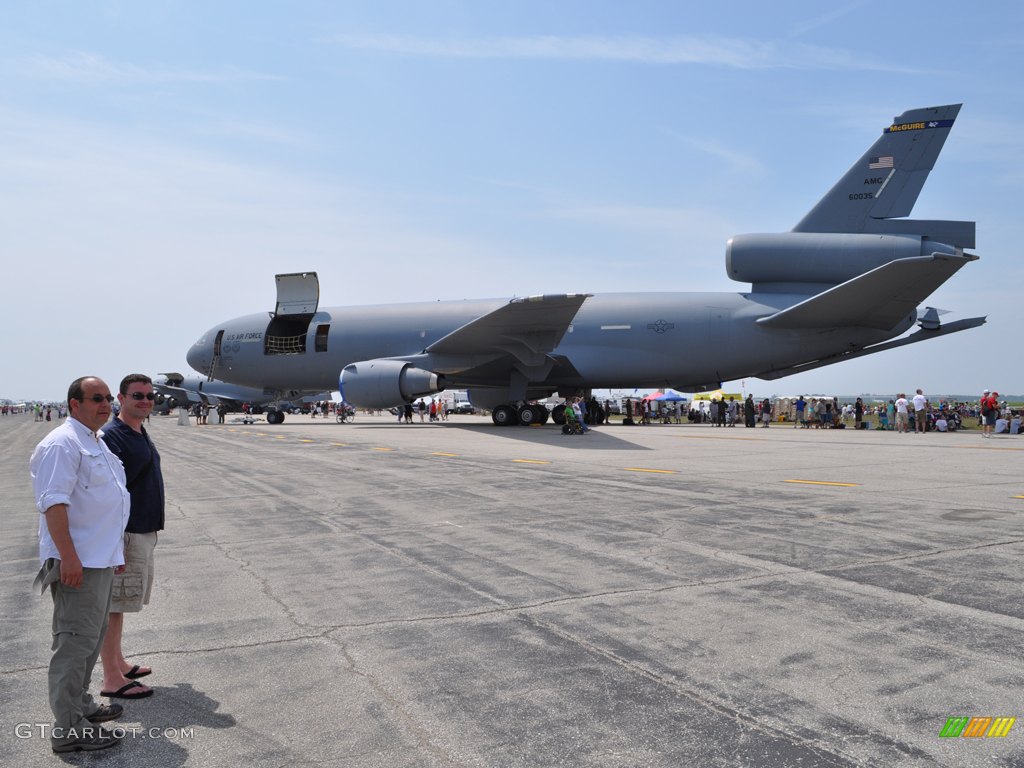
[98,374,164,700]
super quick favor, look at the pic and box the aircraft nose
[187,334,213,375]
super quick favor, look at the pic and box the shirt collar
[69,415,104,442]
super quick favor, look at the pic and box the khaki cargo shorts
[110,531,157,613]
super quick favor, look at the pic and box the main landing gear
[491,403,551,426]
[488,396,605,428]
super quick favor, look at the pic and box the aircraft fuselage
[187,290,903,395]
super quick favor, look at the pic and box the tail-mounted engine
[726,233,959,289]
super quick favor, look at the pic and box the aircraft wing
[152,383,202,405]
[201,393,247,408]
[153,383,243,407]
[755,253,977,331]
[426,294,591,368]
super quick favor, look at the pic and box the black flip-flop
[101,681,153,699]
[124,664,152,680]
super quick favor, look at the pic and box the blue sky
[2,2,1021,401]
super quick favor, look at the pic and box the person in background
[981,390,999,438]
[913,389,928,433]
[894,394,910,433]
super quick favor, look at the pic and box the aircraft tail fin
[794,105,964,239]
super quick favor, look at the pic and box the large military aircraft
[187,104,984,426]
[152,372,325,417]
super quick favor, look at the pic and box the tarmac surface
[2,410,1023,767]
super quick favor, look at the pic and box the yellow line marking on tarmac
[298,439,315,443]
[331,443,349,447]
[784,479,858,487]
[623,467,676,474]
[432,452,459,457]
[513,459,550,464]
[274,436,288,440]
[1013,495,1024,500]
[372,447,394,452]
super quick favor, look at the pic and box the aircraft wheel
[492,404,516,426]
[551,404,566,425]
[267,411,285,425]
[517,404,540,426]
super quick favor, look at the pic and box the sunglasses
[127,392,157,401]
[78,394,115,403]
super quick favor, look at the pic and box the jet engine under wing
[425,294,591,368]
[755,252,978,331]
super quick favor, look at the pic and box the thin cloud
[21,51,285,86]
[661,128,765,174]
[551,202,735,242]
[788,2,868,38]
[326,33,924,72]
[187,119,308,146]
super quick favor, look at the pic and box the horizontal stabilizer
[755,316,987,380]
[756,253,978,331]
[427,294,591,367]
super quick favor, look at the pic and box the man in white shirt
[894,394,910,433]
[30,377,131,753]
[912,389,928,433]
